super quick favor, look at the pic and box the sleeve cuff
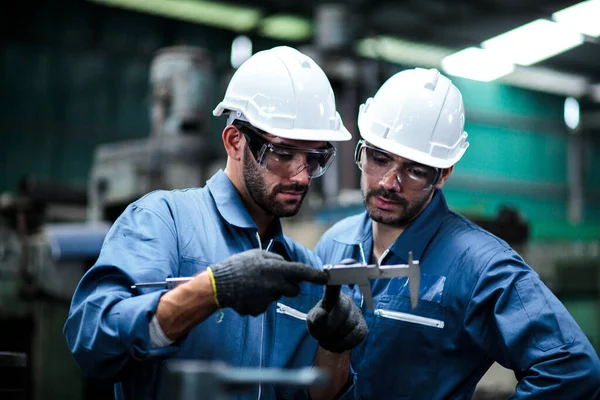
[110,289,181,360]
[149,314,175,348]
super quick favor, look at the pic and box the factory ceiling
[223,0,600,99]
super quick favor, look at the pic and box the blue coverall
[64,170,323,400]
[316,189,600,399]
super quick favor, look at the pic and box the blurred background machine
[0,44,222,399]
[88,46,220,223]
[0,177,112,400]
[163,361,328,400]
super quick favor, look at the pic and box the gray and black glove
[306,284,368,353]
[209,249,328,316]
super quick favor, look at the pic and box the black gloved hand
[306,284,368,353]
[209,249,328,316]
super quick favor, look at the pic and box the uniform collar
[333,190,449,263]
[333,211,373,246]
[207,169,257,229]
[388,189,448,263]
[206,169,291,257]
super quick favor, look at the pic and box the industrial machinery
[88,46,221,223]
[163,360,328,400]
[0,178,112,400]
[0,44,223,400]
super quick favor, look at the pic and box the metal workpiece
[323,251,421,310]
[163,360,329,400]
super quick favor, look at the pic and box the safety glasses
[355,140,441,191]
[234,121,336,179]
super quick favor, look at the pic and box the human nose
[289,162,311,186]
[379,167,402,191]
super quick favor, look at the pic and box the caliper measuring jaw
[322,251,421,310]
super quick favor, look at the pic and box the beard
[243,146,309,217]
[363,186,433,228]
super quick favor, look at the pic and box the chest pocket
[179,256,211,277]
[272,285,321,369]
[355,276,446,399]
[271,292,319,400]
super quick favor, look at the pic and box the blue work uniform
[316,189,600,399]
[64,170,323,400]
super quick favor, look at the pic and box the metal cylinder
[315,3,352,52]
[149,46,214,136]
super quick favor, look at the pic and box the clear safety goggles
[354,140,441,191]
[234,121,336,179]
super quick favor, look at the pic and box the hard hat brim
[213,104,352,142]
[263,125,352,142]
[360,129,468,169]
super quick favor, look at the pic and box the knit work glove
[208,249,328,316]
[306,257,368,353]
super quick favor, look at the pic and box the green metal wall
[1,43,150,188]
[442,77,599,241]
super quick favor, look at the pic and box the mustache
[274,182,309,193]
[366,188,407,206]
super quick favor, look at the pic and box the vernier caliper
[322,251,421,310]
[131,252,421,310]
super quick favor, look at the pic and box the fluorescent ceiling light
[230,35,253,69]
[564,97,581,130]
[355,35,454,68]
[88,0,262,32]
[441,47,515,82]
[481,19,584,66]
[355,35,590,96]
[553,0,600,37]
[257,14,312,41]
[502,66,590,97]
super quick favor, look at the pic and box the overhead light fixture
[88,0,262,32]
[553,0,600,38]
[354,35,590,96]
[481,19,584,66]
[441,47,515,82]
[502,66,590,98]
[355,35,454,68]
[564,97,581,130]
[230,35,253,69]
[257,14,312,41]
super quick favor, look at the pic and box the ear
[222,125,245,161]
[434,166,454,189]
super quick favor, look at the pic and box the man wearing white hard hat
[64,46,366,400]
[315,67,600,399]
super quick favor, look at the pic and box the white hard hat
[358,67,469,169]
[213,46,351,142]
